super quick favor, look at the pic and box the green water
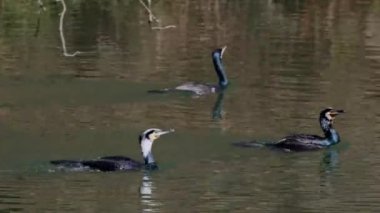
[0,0,379,212]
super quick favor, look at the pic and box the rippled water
[0,0,379,212]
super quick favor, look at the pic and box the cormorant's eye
[325,112,334,121]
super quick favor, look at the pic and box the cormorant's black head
[319,107,345,124]
[139,128,175,165]
[139,128,175,144]
[212,46,227,60]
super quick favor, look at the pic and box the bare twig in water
[138,0,176,30]
[57,0,81,57]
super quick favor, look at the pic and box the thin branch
[138,0,176,30]
[57,0,81,57]
[37,0,46,13]
[138,0,160,23]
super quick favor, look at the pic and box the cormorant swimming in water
[149,46,229,95]
[50,128,174,171]
[234,108,345,151]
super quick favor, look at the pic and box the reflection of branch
[34,14,42,37]
[37,0,46,13]
[151,25,176,30]
[138,0,159,23]
[138,0,176,30]
[57,0,81,57]
[34,1,46,37]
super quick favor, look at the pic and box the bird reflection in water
[320,149,340,185]
[321,149,340,173]
[140,173,162,212]
[212,91,226,120]
[319,148,341,200]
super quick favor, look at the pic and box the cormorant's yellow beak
[327,109,344,122]
[221,46,227,58]
[152,129,174,141]
[156,129,175,136]
[330,109,344,117]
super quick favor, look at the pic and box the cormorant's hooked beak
[156,129,175,136]
[330,109,345,117]
[221,46,227,59]
[327,109,344,123]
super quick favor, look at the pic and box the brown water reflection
[0,0,379,212]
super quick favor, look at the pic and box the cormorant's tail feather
[50,160,84,168]
[232,141,292,152]
[147,88,173,94]
[232,140,269,148]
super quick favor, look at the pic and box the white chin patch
[141,139,153,157]
[326,113,333,121]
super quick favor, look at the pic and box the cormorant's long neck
[320,119,340,145]
[144,153,157,170]
[212,55,228,88]
[141,139,157,168]
[144,152,155,165]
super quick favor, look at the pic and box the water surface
[0,0,379,212]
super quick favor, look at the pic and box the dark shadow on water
[0,207,24,212]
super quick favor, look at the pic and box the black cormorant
[50,128,174,171]
[273,108,344,151]
[234,108,345,151]
[149,46,229,95]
